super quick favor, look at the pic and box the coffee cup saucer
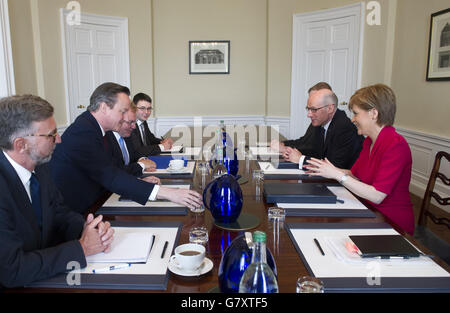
[168,257,213,277]
[166,166,187,173]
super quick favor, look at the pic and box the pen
[314,238,325,256]
[161,241,169,258]
[150,235,156,253]
[92,263,131,273]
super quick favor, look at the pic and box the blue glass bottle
[238,231,279,293]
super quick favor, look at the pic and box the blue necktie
[119,137,130,165]
[30,173,42,227]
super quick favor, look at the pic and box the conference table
[9,159,450,293]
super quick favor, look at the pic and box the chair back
[417,151,450,228]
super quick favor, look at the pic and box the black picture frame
[189,40,230,74]
[426,8,450,81]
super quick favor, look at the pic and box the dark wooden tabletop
[8,160,450,293]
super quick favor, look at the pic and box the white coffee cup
[170,243,205,272]
[169,159,184,170]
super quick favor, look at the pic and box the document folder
[264,183,337,204]
[349,235,422,259]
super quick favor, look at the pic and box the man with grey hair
[272,83,363,169]
[0,95,114,288]
[50,82,202,214]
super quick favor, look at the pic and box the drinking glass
[296,276,324,293]
[189,226,209,246]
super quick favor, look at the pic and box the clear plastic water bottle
[238,231,279,293]
[212,129,227,179]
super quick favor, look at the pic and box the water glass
[252,169,264,182]
[189,226,209,246]
[268,207,286,221]
[190,202,205,214]
[296,276,324,293]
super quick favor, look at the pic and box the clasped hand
[79,214,114,257]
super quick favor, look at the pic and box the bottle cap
[253,231,266,243]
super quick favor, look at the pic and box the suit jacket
[49,111,154,214]
[284,109,363,169]
[104,131,144,177]
[129,120,162,157]
[0,153,86,288]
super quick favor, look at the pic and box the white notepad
[258,161,305,175]
[86,232,154,263]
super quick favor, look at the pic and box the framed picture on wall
[189,41,230,74]
[426,8,450,81]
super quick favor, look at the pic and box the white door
[290,3,364,139]
[61,10,130,122]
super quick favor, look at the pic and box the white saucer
[168,257,213,277]
[166,167,187,173]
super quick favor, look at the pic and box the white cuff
[298,155,306,169]
[148,184,160,201]
[158,144,165,151]
[137,162,145,173]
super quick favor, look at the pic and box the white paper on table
[277,187,368,210]
[86,232,153,263]
[290,227,450,278]
[144,161,195,174]
[103,185,190,207]
[258,161,305,175]
[161,145,184,153]
[171,147,202,158]
[249,147,280,158]
[73,227,179,275]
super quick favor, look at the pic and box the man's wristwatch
[339,174,349,184]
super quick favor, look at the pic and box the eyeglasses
[24,131,59,142]
[137,106,153,112]
[305,104,329,113]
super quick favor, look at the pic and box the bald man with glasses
[271,82,363,169]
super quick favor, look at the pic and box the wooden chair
[414,151,450,265]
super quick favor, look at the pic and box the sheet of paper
[170,147,202,158]
[277,187,368,210]
[102,185,190,207]
[86,232,153,263]
[289,227,450,278]
[258,161,305,175]
[249,147,280,158]
[73,226,179,275]
[145,161,195,174]
[161,145,183,153]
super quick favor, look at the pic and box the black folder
[349,235,421,259]
[274,161,299,169]
[263,183,337,204]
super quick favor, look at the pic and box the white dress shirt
[3,151,33,202]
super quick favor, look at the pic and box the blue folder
[147,155,188,169]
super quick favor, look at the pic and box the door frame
[289,2,365,139]
[60,9,130,124]
[0,0,15,97]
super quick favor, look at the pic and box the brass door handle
[77,105,86,109]
[340,101,348,106]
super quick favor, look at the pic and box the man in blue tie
[0,95,114,288]
[104,103,157,176]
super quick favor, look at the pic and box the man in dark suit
[0,95,113,288]
[272,85,363,169]
[50,83,202,214]
[130,92,174,157]
[105,103,156,176]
